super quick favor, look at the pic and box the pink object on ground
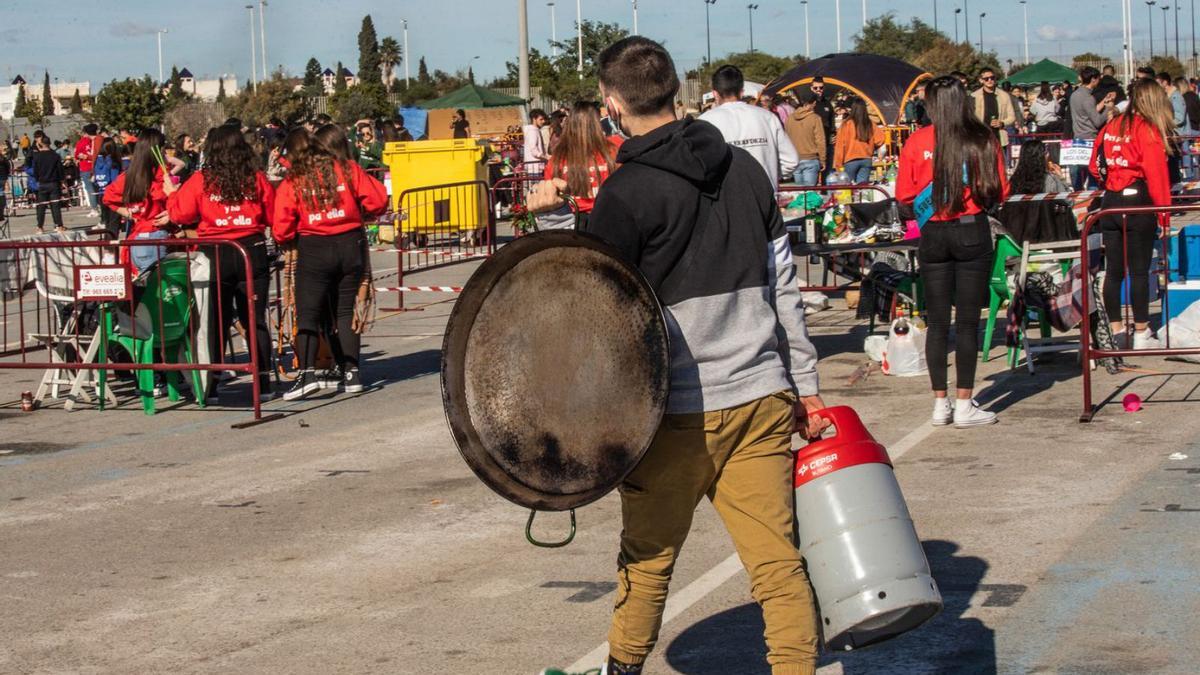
[1122,393,1142,412]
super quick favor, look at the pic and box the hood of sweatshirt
[615,118,731,193]
[793,107,815,122]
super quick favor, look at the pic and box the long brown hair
[201,125,261,204]
[123,128,166,204]
[554,101,614,197]
[925,75,1004,215]
[848,98,873,144]
[1121,78,1177,154]
[282,127,343,211]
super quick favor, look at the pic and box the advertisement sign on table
[74,265,131,301]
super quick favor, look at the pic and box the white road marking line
[567,418,938,671]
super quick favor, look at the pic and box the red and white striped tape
[374,286,464,293]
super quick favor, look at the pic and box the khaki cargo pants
[607,391,820,675]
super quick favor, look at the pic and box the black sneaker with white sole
[317,365,344,390]
[343,367,363,394]
[283,370,321,401]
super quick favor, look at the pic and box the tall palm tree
[379,37,402,92]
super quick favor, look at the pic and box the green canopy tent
[1003,59,1079,87]
[417,84,526,110]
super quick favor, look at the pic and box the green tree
[224,74,309,127]
[854,14,944,62]
[913,38,1000,78]
[379,37,401,93]
[93,77,166,132]
[217,78,227,102]
[166,65,190,107]
[334,61,348,93]
[358,15,380,85]
[41,71,53,116]
[13,84,28,117]
[25,100,45,127]
[688,51,799,89]
[418,56,432,84]
[330,85,390,125]
[497,20,631,102]
[69,88,83,114]
[302,57,323,97]
[1072,52,1107,67]
[467,65,475,84]
[1147,55,1185,78]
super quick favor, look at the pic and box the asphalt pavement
[2,208,1199,674]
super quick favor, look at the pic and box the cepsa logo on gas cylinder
[796,453,839,480]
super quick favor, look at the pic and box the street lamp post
[518,0,531,100]
[964,0,970,46]
[403,19,410,87]
[954,8,961,43]
[156,29,167,85]
[259,0,268,79]
[747,4,759,53]
[548,2,558,58]
[576,0,583,80]
[1020,0,1030,64]
[862,0,867,27]
[632,0,639,35]
[979,12,986,52]
[1149,1,1157,59]
[245,5,257,93]
[1177,1,1182,59]
[836,0,842,51]
[704,0,716,65]
[801,0,811,58]
[933,0,938,33]
[1165,4,1171,55]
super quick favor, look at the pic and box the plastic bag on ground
[881,317,928,377]
[1158,298,1200,363]
[864,335,887,362]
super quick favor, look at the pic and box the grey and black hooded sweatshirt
[583,118,819,414]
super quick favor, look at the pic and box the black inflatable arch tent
[762,53,932,126]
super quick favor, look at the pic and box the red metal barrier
[374,180,494,310]
[0,236,278,426]
[776,184,899,294]
[1078,204,1200,422]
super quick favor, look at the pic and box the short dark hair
[811,76,825,85]
[979,67,996,78]
[1137,66,1157,77]
[1102,64,1116,74]
[597,36,680,116]
[1157,71,1173,82]
[1079,66,1101,84]
[797,90,818,105]
[529,108,547,120]
[711,65,744,98]
[82,123,98,135]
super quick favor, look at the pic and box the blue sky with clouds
[0,0,1185,86]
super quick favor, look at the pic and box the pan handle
[525,509,577,548]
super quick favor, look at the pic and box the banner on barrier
[74,265,131,301]
[1059,139,1094,166]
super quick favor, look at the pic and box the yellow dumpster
[382,139,488,240]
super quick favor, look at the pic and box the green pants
[607,391,820,675]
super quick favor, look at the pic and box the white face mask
[605,95,630,140]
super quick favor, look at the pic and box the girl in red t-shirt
[163,125,276,396]
[274,125,388,400]
[102,129,171,272]
[897,76,1009,429]
[1088,79,1175,349]
[541,101,623,227]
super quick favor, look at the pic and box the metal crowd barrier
[0,236,278,427]
[372,180,494,311]
[1078,203,1200,422]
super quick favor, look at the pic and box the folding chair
[1011,240,1083,374]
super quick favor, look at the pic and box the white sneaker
[931,398,953,426]
[1132,328,1160,351]
[87,209,99,218]
[954,399,997,428]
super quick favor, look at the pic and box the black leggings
[36,185,63,228]
[295,230,366,370]
[918,217,994,392]
[208,235,272,376]
[1099,187,1158,324]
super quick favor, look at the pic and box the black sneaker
[317,365,344,390]
[283,370,320,401]
[343,367,363,394]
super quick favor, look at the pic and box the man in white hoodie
[700,65,799,188]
